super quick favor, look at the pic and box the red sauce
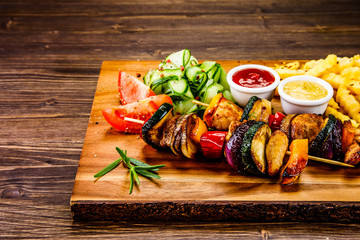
[232,68,275,88]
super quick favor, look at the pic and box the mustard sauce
[283,80,327,100]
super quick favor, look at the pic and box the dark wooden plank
[0,0,360,238]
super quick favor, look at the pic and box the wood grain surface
[1,0,360,239]
[71,60,360,222]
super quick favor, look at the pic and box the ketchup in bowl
[232,68,275,88]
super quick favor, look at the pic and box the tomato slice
[118,71,155,105]
[102,95,172,133]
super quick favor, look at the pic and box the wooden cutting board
[71,60,360,222]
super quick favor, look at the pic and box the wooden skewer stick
[286,151,354,168]
[124,117,145,125]
[124,118,354,168]
[192,99,209,107]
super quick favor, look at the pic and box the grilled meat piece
[207,97,243,131]
[290,114,324,142]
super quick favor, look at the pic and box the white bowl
[227,64,281,107]
[278,75,334,115]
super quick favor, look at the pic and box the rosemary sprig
[94,147,165,194]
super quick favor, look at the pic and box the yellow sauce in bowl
[283,80,327,101]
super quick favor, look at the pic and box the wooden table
[1,0,360,239]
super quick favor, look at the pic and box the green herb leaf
[134,165,165,171]
[129,157,152,167]
[129,170,134,194]
[133,169,140,186]
[95,147,165,194]
[94,158,122,178]
[136,169,161,179]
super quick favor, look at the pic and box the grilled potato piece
[248,99,272,124]
[251,124,271,174]
[290,114,324,142]
[266,130,289,177]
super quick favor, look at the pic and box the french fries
[273,54,360,128]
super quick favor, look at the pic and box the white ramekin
[278,75,333,115]
[226,64,281,107]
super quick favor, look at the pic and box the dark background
[1,0,360,239]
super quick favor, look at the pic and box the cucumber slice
[173,98,199,115]
[183,49,191,67]
[150,75,179,94]
[212,65,221,83]
[183,85,194,99]
[222,90,235,102]
[218,66,230,91]
[168,78,189,95]
[149,69,183,86]
[185,56,198,68]
[207,64,218,80]
[165,49,191,68]
[200,61,216,72]
[158,61,179,70]
[202,83,224,104]
[185,65,203,83]
[143,69,154,85]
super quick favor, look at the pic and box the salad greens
[144,49,234,114]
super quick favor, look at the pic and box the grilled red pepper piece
[269,112,286,132]
[200,131,227,159]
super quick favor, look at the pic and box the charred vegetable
[240,121,266,175]
[332,119,343,161]
[308,114,336,156]
[141,103,174,149]
[266,130,289,177]
[240,96,260,122]
[279,114,297,140]
[181,114,208,158]
[248,98,272,124]
[225,121,257,171]
[250,124,271,174]
[281,139,309,185]
[200,131,227,159]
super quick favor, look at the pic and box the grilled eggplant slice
[251,124,271,174]
[266,130,289,177]
[332,119,343,161]
[308,114,336,156]
[226,120,247,141]
[225,120,257,171]
[319,132,333,159]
